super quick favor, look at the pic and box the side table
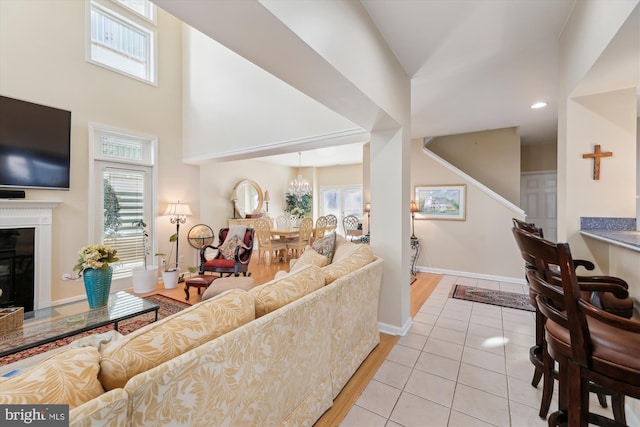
[410,236,421,276]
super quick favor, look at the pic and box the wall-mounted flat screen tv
[0,95,71,190]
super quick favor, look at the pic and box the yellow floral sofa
[0,237,382,427]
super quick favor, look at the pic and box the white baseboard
[378,317,413,336]
[416,266,526,285]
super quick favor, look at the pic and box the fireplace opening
[0,228,35,313]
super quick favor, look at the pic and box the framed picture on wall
[414,184,466,220]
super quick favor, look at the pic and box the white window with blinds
[89,123,157,280]
[86,0,157,85]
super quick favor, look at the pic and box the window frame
[319,184,364,236]
[85,0,158,86]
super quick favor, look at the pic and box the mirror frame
[233,179,263,216]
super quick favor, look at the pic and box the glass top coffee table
[0,291,159,357]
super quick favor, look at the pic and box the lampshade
[229,190,238,202]
[410,200,419,213]
[264,190,270,202]
[364,202,371,213]
[164,201,192,217]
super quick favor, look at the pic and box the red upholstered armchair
[199,228,254,277]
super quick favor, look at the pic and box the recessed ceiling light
[530,102,547,109]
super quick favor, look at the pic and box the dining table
[270,228,300,239]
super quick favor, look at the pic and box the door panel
[521,172,557,241]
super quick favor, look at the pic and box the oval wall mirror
[233,179,263,216]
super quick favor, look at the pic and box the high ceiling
[257,0,576,167]
[158,1,628,167]
[363,0,574,145]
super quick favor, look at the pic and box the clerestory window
[86,0,157,85]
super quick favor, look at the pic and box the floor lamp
[364,202,371,242]
[164,201,192,280]
[410,200,419,239]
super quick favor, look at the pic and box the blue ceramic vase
[83,266,112,308]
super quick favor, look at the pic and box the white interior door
[521,172,557,241]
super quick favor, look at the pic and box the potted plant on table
[155,233,179,289]
[131,219,159,294]
[73,244,119,308]
[285,192,312,227]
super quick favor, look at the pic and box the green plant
[285,192,312,218]
[132,219,150,270]
[73,244,119,276]
[103,180,122,237]
[179,266,198,282]
[155,233,178,272]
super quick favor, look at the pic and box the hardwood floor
[314,272,441,426]
[142,260,441,427]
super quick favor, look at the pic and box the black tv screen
[0,95,71,190]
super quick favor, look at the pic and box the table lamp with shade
[230,190,238,218]
[264,190,270,213]
[164,201,192,276]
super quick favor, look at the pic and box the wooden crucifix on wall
[582,144,613,180]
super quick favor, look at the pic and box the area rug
[0,294,190,367]
[449,284,535,312]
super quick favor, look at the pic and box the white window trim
[114,0,156,25]
[88,123,158,280]
[85,0,158,86]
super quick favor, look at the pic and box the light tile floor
[341,274,617,427]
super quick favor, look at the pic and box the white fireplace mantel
[0,199,61,309]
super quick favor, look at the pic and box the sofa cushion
[0,347,104,409]
[290,246,329,273]
[99,289,255,390]
[311,231,336,263]
[201,276,255,301]
[322,244,375,284]
[250,265,325,317]
[331,234,358,263]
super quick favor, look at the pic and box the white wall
[411,139,524,281]
[0,0,198,302]
[181,26,362,162]
[428,127,521,205]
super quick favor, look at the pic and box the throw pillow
[290,246,329,273]
[311,231,336,263]
[218,235,242,259]
[0,347,104,409]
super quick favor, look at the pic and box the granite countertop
[580,230,640,252]
[580,217,640,252]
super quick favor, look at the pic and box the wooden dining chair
[512,227,629,426]
[324,214,337,231]
[314,216,328,241]
[342,215,361,242]
[287,217,313,259]
[275,215,289,229]
[254,218,287,265]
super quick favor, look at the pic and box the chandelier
[288,152,311,200]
